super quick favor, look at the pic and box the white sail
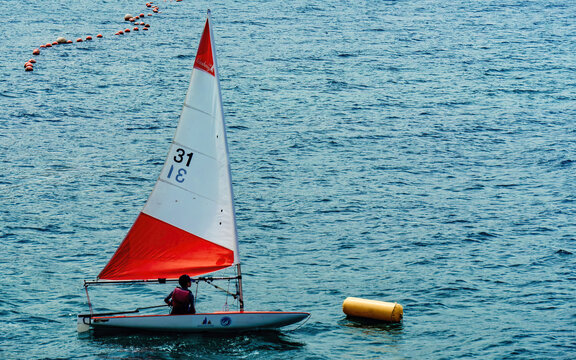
[98,12,238,280]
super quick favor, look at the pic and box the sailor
[164,274,196,314]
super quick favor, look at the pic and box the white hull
[79,311,309,333]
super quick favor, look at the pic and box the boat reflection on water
[85,330,307,358]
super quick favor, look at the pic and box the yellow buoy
[342,297,403,323]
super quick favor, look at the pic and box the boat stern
[77,314,92,333]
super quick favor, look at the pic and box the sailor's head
[179,274,192,288]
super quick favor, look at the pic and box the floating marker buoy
[67,40,73,44]
[45,43,52,47]
[29,59,36,64]
[139,13,145,17]
[144,24,150,28]
[57,37,67,44]
[124,14,133,21]
[25,65,34,72]
[342,297,403,323]
[52,41,58,45]
[124,28,130,33]
[76,38,83,42]
[96,34,103,38]
[32,48,40,55]
[133,27,139,31]
[86,36,92,41]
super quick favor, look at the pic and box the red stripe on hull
[98,213,234,280]
[94,311,310,320]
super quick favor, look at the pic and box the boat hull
[79,311,310,333]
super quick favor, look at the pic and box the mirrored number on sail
[167,148,194,183]
[167,165,187,183]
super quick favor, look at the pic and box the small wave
[229,125,249,130]
[126,125,163,131]
[6,224,60,233]
[0,92,17,99]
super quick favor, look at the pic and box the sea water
[1,0,575,358]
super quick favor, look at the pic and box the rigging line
[285,313,312,333]
[84,284,93,318]
[183,102,214,118]
[223,278,231,311]
[137,304,168,311]
[78,304,167,318]
[205,280,237,298]
[156,177,219,203]
[194,280,199,305]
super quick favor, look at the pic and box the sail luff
[208,10,241,265]
[206,10,244,308]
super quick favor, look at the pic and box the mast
[236,264,244,311]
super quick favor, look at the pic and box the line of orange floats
[26,1,181,72]
[116,13,152,36]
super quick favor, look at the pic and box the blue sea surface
[1,0,575,358]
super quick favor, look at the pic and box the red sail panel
[193,19,215,76]
[98,213,234,280]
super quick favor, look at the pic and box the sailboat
[77,11,309,333]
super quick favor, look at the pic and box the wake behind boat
[78,11,309,334]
